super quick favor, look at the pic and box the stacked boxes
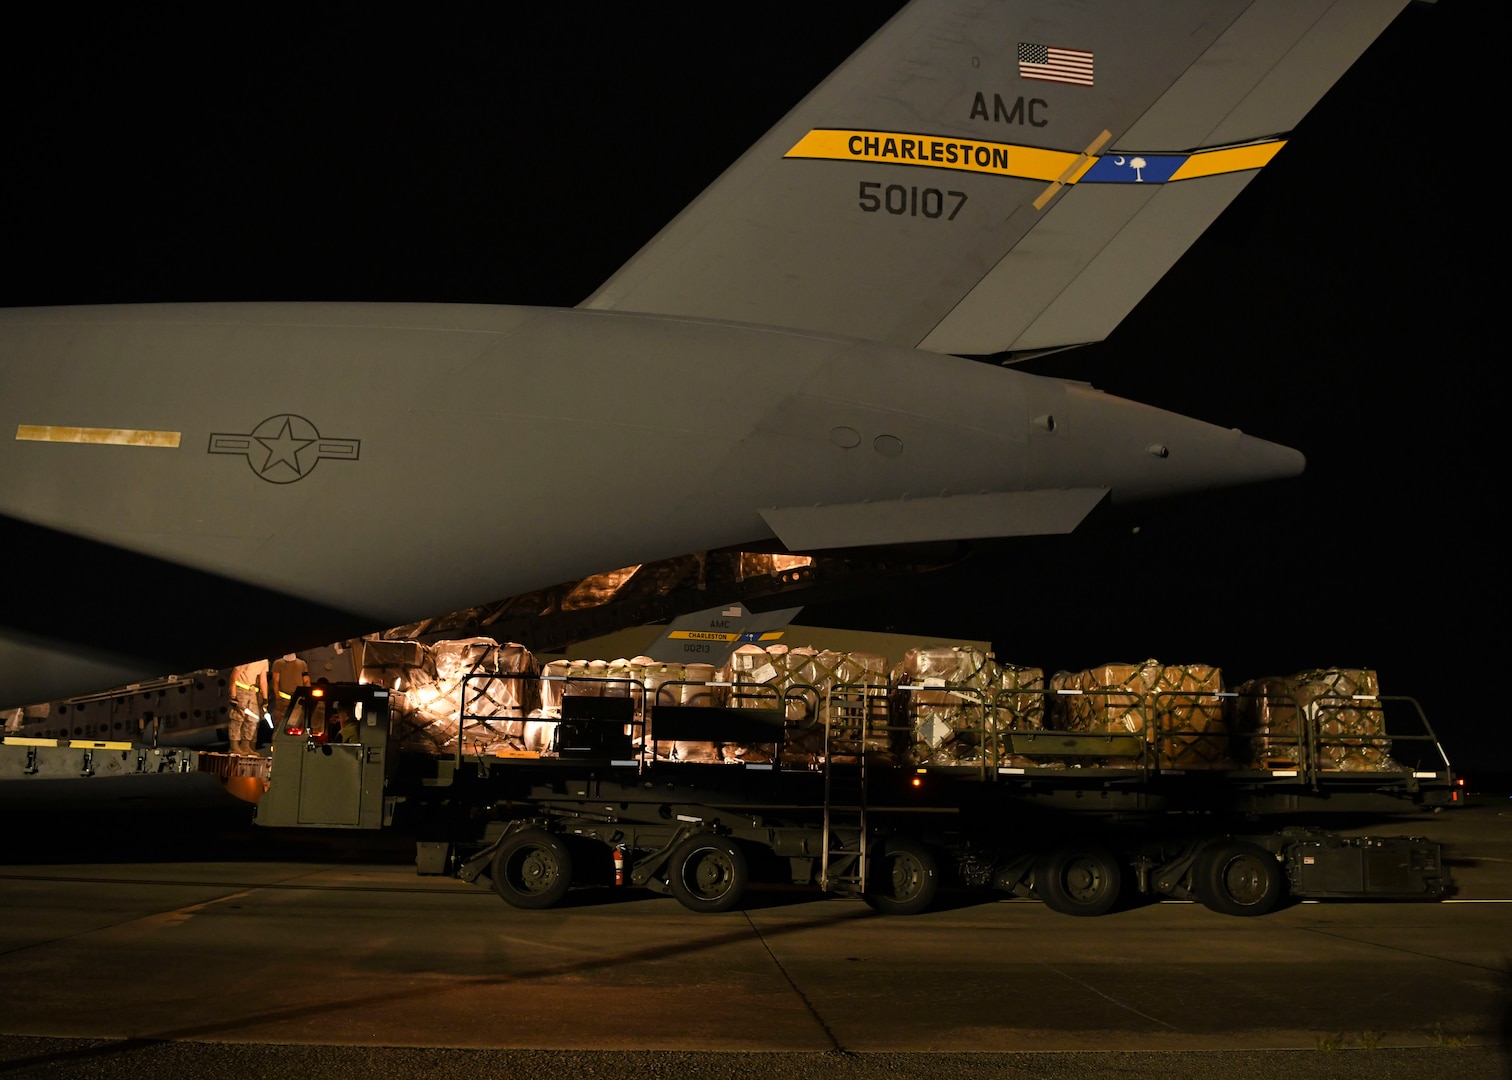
[1047,661,1229,769]
[360,637,538,754]
[440,639,539,753]
[1230,675,1303,767]
[719,645,890,766]
[346,637,1397,773]
[1233,668,1392,771]
[357,639,441,753]
[1151,663,1228,769]
[894,647,1044,767]
[642,660,723,761]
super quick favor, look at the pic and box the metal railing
[422,671,1453,785]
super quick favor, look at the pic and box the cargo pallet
[252,677,1459,917]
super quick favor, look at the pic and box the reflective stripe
[16,425,181,448]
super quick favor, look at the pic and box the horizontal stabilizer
[759,489,1108,552]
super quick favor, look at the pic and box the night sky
[2,4,1500,770]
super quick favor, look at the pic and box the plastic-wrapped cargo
[718,645,887,766]
[1046,660,1229,769]
[722,645,807,716]
[893,646,1034,767]
[1230,675,1303,767]
[1049,661,1150,739]
[715,646,793,764]
[536,657,656,755]
[358,639,443,753]
[1150,663,1229,769]
[1234,668,1392,771]
[597,659,644,700]
[643,661,723,761]
[722,645,798,715]
[537,659,572,716]
[376,638,539,755]
[440,639,538,753]
[992,664,1048,768]
[788,649,889,761]
[358,639,435,689]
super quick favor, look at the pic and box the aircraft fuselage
[0,302,1299,705]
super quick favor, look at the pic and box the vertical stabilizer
[583,0,1410,355]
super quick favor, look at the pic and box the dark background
[2,3,1500,772]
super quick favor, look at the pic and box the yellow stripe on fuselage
[16,425,181,448]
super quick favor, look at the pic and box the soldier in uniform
[228,659,268,755]
[268,653,310,725]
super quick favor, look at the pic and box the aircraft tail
[582,0,1410,357]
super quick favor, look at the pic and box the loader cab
[255,683,397,829]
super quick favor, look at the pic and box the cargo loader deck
[254,679,1457,918]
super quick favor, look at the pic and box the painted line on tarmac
[1038,963,1179,1030]
[1441,898,1512,903]
[0,872,486,895]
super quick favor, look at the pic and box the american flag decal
[1017,42,1094,86]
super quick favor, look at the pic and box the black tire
[1194,840,1284,917]
[1035,845,1123,917]
[492,828,573,910]
[863,836,939,916]
[668,834,749,913]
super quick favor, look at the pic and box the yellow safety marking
[494,749,541,759]
[1034,129,1111,210]
[16,425,181,448]
[786,129,1086,182]
[1168,140,1285,181]
[668,630,740,642]
[137,890,255,933]
[68,740,134,750]
[3,736,60,747]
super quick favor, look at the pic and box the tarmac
[0,796,1507,1078]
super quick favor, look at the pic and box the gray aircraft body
[0,0,1414,708]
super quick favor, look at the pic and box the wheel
[1034,845,1123,916]
[1193,840,1284,916]
[491,828,573,909]
[668,834,749,913]
[863,836,938,916]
